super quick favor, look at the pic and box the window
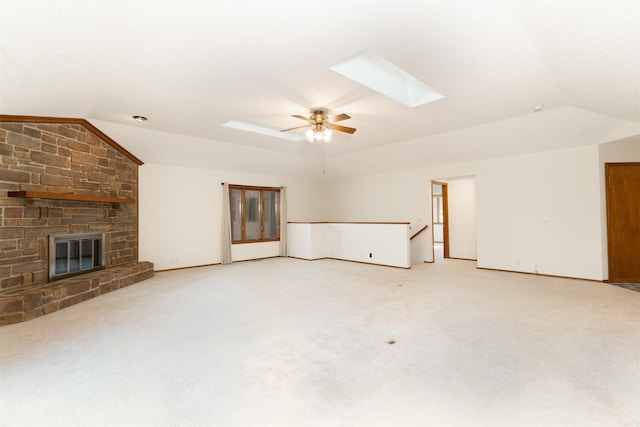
[229,185,280,243]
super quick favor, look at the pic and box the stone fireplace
[0,116,154,325]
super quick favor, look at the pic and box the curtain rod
[221,183,284,189]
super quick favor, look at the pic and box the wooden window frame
[229,184,280,244]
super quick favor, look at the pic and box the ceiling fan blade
[292,114,312,123]
[327,123,356,134]
[280,125,309,132]
[331,113,351,123]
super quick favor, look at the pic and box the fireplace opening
[49,232,106,281]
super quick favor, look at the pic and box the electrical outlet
[369,253,372,258]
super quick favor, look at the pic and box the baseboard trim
[288,256,410,270]
[476,266,604,283]
[156,256,286,272]
[326,257,411,270]
[287,256,326,262]
[233,256,281,263]
[148,260,605,282]
[156,263,221,273]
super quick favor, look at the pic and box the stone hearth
[0,261,154,325]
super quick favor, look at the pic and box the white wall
[138,143,612,280]
[326,223,410,268]
[138,163,324,270]
[476,146,602,279]
[286,223,327,260]
[286,223,311,259]
[287,222,410,268]
[444,177,477,260]
[410,231,429,265]
[324,144,605,280]
[323,168,430,241]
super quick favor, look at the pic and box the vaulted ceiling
[1,1,639,177]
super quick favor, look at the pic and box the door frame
[431,180,449,259]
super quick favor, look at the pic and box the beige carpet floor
[1,258,638,427]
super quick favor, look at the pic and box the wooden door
[606,163,640,282]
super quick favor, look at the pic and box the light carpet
[1,258,639,427]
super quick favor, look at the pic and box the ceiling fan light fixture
[305,128,315,142]
[304,126,332,143]
[304,120,334,143]
[284,109,355,142]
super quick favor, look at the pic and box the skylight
[222,121,306,142]
[330,50,445,108]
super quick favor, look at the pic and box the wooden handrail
[287,221,410,225]
[410,224,429,240]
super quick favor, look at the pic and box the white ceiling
[1,0,639,177]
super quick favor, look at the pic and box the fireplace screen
[49,232,106,280]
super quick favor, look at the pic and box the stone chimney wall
[0,121,139,291]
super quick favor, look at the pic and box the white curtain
[221,182,233,265]
[279,186,287,257]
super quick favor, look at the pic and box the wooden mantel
[7,191,136,204]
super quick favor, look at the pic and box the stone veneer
[0,116,153,325]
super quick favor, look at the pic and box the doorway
[431,176,477,263]
[432,181,449,262]
[606,163,640,282]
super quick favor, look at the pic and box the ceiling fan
[280,109,356,142]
